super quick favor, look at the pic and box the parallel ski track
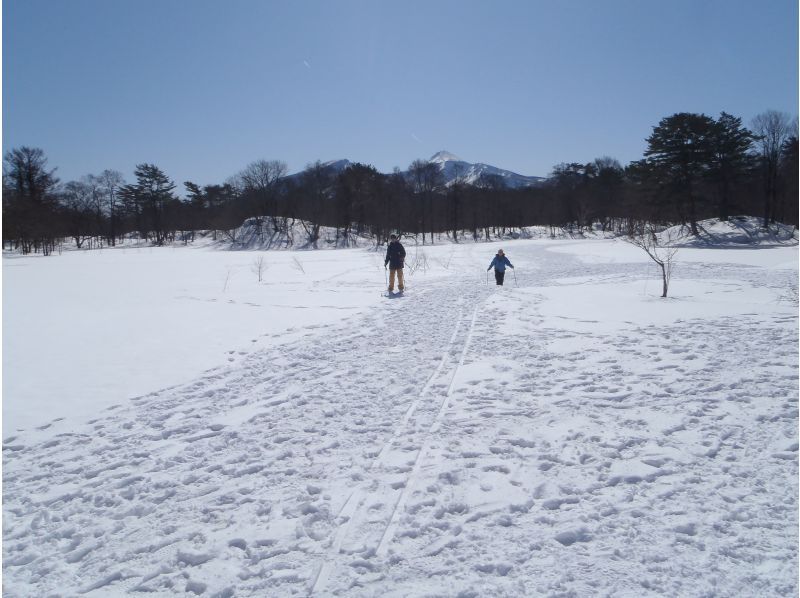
[5,267,489,597]
[311,301,476,594]
[375,304,479,557]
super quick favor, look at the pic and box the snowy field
[3,227,798,596]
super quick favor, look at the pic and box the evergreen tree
[709,112,755,221]
[120,163,177,245]
[643,112,716,235]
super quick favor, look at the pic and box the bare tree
[3,146,60,254]
[238,159,288,238]
[297,161,333,248]
[408,159,443,244]
[290,256,305,274]
[779,124,798,225]
[98,169,125,245]
[251,256,267,282]
[626,226,678,298]
[447,162,467,242]
[752,110,793,227]
[61,180,95,248]
[591,156,624,230]
[405,247,429,275]
[240,160,287,189]
[79,174,105,248]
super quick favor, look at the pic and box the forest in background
[3,110,797,255]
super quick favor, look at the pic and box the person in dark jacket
[384,234,406,293]
[487,249,513,286]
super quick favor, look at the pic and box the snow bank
[662,216,797,247]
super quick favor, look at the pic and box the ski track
[3,244,798,597]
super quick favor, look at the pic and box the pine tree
[120,163,176,245]
[643,112,716,235]
[709,112,755,221]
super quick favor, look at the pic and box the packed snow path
[4,241,798,596]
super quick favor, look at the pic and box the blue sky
[4,0,798,190]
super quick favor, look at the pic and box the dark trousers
[494,269,505,285]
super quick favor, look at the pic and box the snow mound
[218,218,376,250]
[662,216,798,247]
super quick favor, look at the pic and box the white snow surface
[3,233,798,596]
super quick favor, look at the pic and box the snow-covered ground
[3,229,798,596]
[2,243,385,436]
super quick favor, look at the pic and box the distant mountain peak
[288,154,543,189]
[321,158,351,171]
[424,151,544,189]
[429,151,463,163]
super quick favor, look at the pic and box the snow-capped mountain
[320,158,352,173]
[428,150,545,188]
[283,159,352,184]
[288,153,543,189]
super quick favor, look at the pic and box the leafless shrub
[222,267,233,292]
[251,256,267,282]
[435,248,456,270]
[406,249,429,275]
[626,226,678,298]
[290,256,306,274]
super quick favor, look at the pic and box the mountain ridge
[426,150,545,188]
[306,152,545,188]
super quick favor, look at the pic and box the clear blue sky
[4,0,798,191]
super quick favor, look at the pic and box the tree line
[3,110,797,255]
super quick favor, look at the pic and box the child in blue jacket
[487,249,513,286]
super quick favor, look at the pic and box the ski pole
[513,268,518,287]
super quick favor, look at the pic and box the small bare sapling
[406,249,429,275]
[435,248,456,270]
[626,227,678,298]
[290,256,306,274]
[251,256,267,282]
[222,267,233,293]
